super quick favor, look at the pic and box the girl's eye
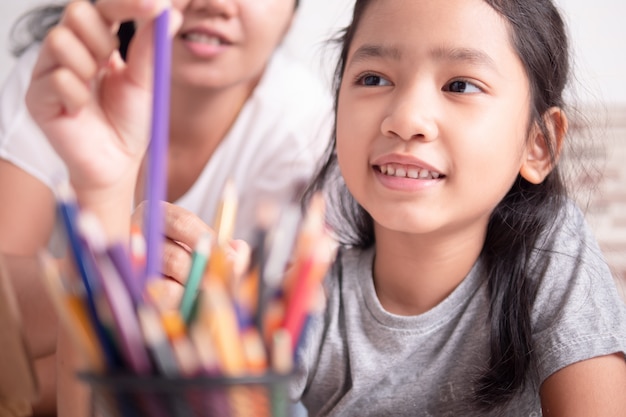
[357,74,392,87]
[445,80,482,93]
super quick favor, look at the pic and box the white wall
[1,0,625,104]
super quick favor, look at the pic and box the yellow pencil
[205,180,238,288]
[213,179,238,248]
[197,281,246,376]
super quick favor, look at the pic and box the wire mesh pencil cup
[79,372,295,417]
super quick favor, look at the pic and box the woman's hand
[132,201,251,309]
[25,0,181,196]
[132,201,212,284]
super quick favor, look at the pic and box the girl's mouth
[376,163,444,180]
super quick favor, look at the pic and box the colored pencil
[197,283,246,376]
[78,212,152,374]
[144,8,172,286]
[179,232,212,323]
[107,242,143,306]
[38,252,105,372]
[55,183,118,367]
[213,180,238,248]
[137,304,179,377]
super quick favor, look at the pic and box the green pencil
[179,232,212,323]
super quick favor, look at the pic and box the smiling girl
[295,0,626,415]
[21,0,626,415]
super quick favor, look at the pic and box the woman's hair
[305,0,572,410]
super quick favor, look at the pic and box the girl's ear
[520,107,568,184]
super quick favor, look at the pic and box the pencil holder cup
[78,372,295,417]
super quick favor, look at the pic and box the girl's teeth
[379,164,441,179]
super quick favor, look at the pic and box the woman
[0,0,332,414]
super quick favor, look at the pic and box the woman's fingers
[26,67,91,121]
[123,6,182,94]
[133,201,212,284]
[134,201,214,249]
[32,26,99,85]
[161,238,192,285]
[60,1,119,67]
[165,203,214,247]
[32,2,114,81]
[95,0,171,26]
[29,0,181,121]
[95,0,182,91]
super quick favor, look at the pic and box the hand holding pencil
[25,0,182,199]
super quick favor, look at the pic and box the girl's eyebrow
[348,44,403,66]
[348,43,499,73]
[431,46,498,72]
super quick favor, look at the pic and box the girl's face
[336,0,534,240]
[169,0,295,89]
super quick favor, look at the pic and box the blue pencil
[55,181,117,368]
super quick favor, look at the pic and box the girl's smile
[372,153,445,192]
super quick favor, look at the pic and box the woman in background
[0,0,332,414]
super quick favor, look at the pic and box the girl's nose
[380,89,438,142]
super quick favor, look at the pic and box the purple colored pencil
[107,243,143,305]
[144,9,172,285]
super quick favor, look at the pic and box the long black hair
[304,0,572,410]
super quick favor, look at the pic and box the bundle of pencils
[42,180,337,381]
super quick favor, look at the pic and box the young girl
[4,0,330,414]
[25,0,626,416]
[292,0,626,415]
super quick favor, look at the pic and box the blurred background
[0,0,624,294]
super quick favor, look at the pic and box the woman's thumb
[124,7,182,91]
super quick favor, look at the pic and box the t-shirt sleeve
[531,201,626,383]
[0,44,68,188]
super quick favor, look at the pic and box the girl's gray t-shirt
[292,201,626,416]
